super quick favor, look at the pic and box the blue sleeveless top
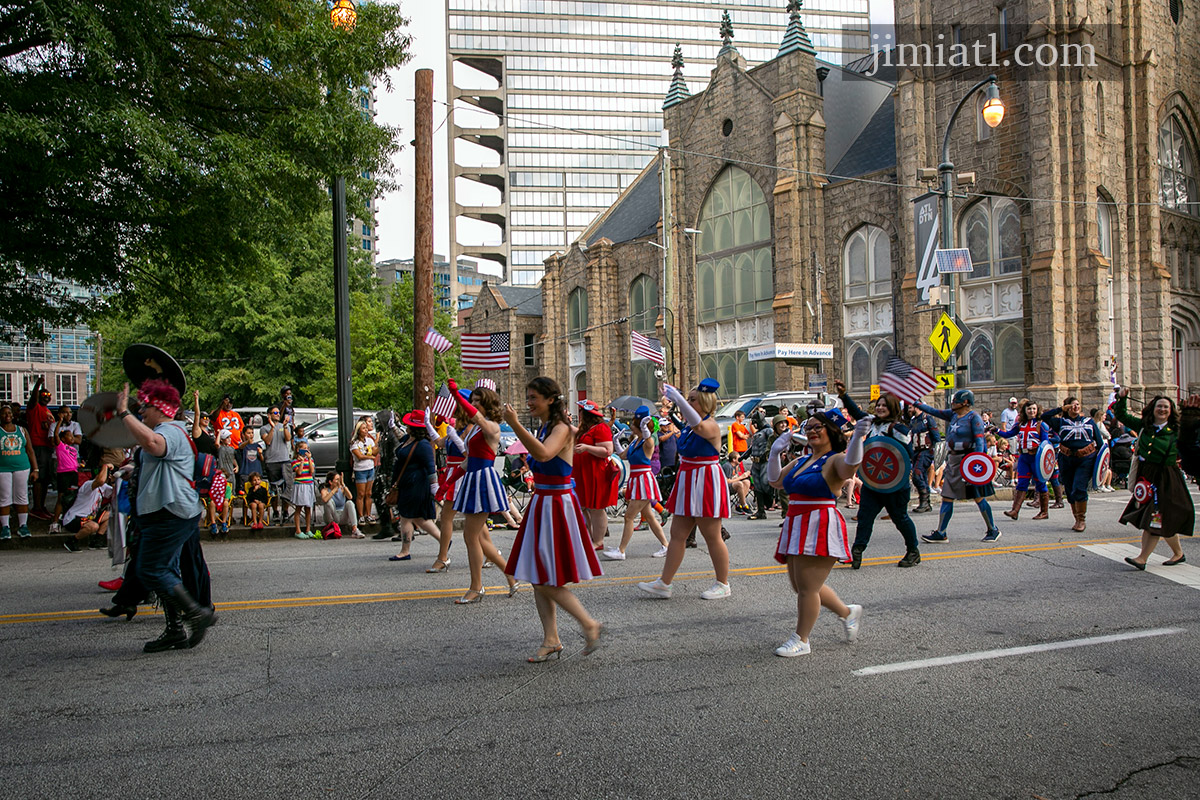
[678,417,719,458]
[527,423,572,477]
[625,437,652,466]
[782,452,836,499]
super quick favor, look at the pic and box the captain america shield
[859,436,911,493]
[1091,445,1110,491]
[1035,441,1057,483]
[961,452,996,485]
[608,454,629,490]
[1133,478,1153,505]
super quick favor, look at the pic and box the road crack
[1074,754,1198,798]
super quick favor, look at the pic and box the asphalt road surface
[2,490,1198,799]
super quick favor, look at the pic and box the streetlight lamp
[937,73,1004,403]
[330,0,357,482]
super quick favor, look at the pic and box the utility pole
[414,68,436,408]
[660,148,674,384]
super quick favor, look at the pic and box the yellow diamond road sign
[929,313,962,363]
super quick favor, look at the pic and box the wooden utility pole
[413,69,436,407]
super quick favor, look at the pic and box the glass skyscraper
[447,0,869,287]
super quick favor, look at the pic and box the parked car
[713,391,836,440]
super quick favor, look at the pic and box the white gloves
[767,431,793,484]
[639,416,653,438]
[844,417,872,466]
[424,407,439,441]
[663,383,702,427]
[445,425,465,452]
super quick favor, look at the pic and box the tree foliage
[95,212,462,413]
[1,0,411,336]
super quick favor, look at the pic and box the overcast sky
[372,0,896,268]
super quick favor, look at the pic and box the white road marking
[852,627,1185,677]
[1080,543,1200,590]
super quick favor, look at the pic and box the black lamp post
[938,74,1004,403]
[331,0,357,481]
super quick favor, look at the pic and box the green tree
[1,0,410,336]
[95,212,461,413]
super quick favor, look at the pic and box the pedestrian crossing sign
[935,373,955,389]
[929,313,963,363]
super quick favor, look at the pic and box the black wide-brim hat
[123,344,186,395]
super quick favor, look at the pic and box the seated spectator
[726,452,752,513]
[245,473,270,530]
[61,463,114,553]
[319,470,363,539]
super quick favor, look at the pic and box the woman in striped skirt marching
[767,412,871,657]
[423,398,469,573]
[447,380,519,604]
[637,378,732,600]
[502,377,604,662]
[604,405,669,561]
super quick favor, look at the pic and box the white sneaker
[652,544,669,558]
[48,522,61,534]
[774,633,811,657]
[841,604,863,642]
[637,578,672,598]
[700,581,732,600]
[601,548,625,560]
[350,529,366,539]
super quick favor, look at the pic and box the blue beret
[634,405,651,418]
[698,378,720,393]
[458,389,472,401]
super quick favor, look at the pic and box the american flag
[423,327,453,354]
[879,356,937,404]
[474,378,496,391]
[630,330,665,365]
[461,332,510,370]
[432,383,457,422]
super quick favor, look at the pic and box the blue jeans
[1060,454,1095,503]
[912,450,933,493]
[136,511,203,594]
[853,486,920,553]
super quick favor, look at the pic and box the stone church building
[465,0,1200,411]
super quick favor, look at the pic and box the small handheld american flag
[424,327,453,354]
[432,383,457,422]
[630,330,665,366]
[878,356,937,405]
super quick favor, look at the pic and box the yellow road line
[0,535,1139,626]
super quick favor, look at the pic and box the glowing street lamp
[330,0,357,32]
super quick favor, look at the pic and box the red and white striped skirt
[775,496,851,564]
[625,465,661,503]
[505,475,603,587]
[666,456,730,519]
[435,458,464,504]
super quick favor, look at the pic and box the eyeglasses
[803,424,824,433]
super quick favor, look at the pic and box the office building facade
[446,0,870,287]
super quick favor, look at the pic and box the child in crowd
[49,408,82,534]
[245,472,270,530]
[217,467,235,534]
[240,426,263,484]
[217,429,239,491]
[291,439,317,539]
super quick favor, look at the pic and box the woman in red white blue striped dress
[766,412,871,657]
[637,379,732,601]
[502,377,604,663]
[446,380,518,604]
[603,405,669,561]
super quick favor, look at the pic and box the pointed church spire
[663,44,691,109]
[778,0,817,56]
[718,10,736,56]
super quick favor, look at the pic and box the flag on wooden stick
[424,327,453,354]
[879,356,937,405]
